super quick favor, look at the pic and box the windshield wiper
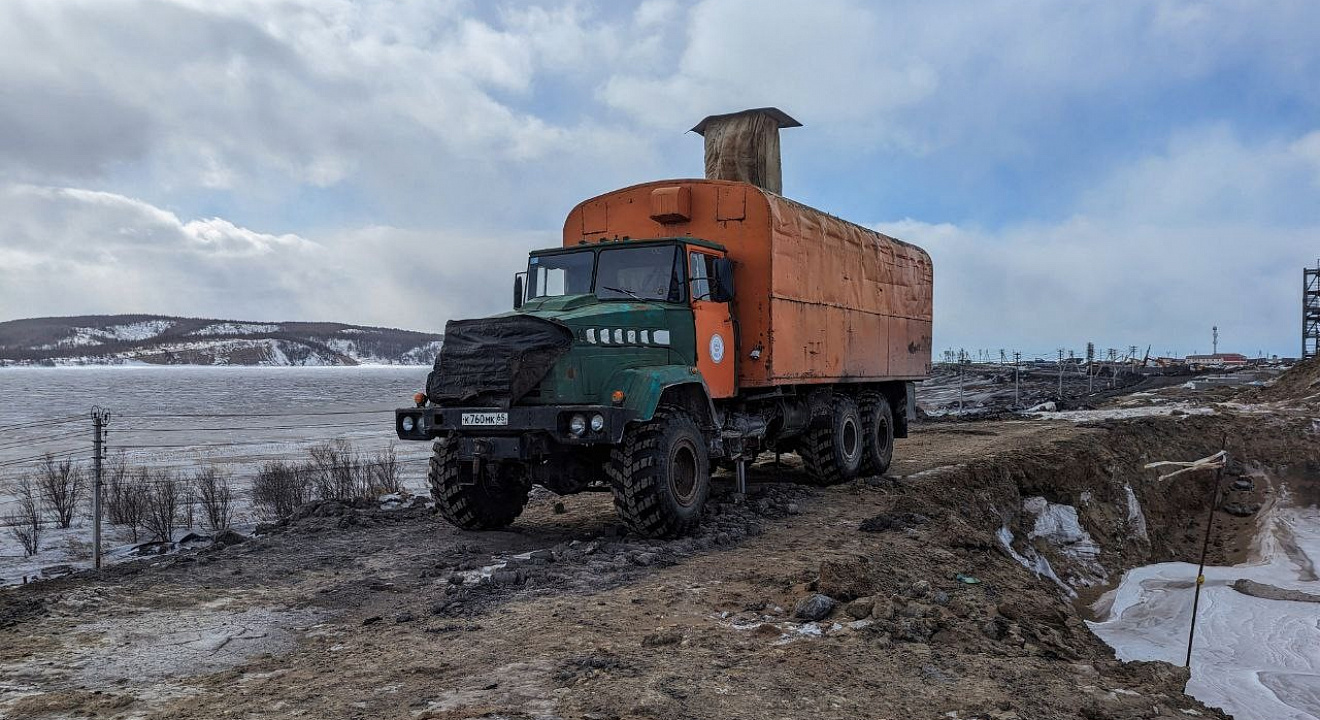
[601,285,643,301]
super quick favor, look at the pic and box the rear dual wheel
[798,394,864,485]
[859,393,895,476]
[798,392,896,484]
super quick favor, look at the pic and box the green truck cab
[396,237,733,537]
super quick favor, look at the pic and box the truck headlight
[401,416,416,432]
[590,414,605,432]
[569,414,587,436]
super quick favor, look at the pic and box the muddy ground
[2,387,1318,719]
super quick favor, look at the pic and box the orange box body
[563,179,933,388]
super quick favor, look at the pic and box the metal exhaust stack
[691,107,801,195]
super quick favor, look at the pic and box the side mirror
[513,272,526,309]
[710,258,735,303]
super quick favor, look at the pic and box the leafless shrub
[309,440,364,501]
[37,454,85,529]
[253,461,314,520]
[193,467,234,532]
[364,443,403,496]
[181,482,196,531]
[142,470,182,542]
[113,468,152,543]
[4,476,42,557]
[104,453,134,525]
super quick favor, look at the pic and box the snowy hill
[0,315,443,367]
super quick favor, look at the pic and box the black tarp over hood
[426,315,574,408]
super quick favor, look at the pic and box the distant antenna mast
[1212,326,1218,355]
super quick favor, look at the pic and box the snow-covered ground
[188,322,280,336]
[1033,402,1216,422]
[38,320,178,350]
[1089,493,1320,720]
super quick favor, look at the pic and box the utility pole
[1013,351,1021,406]
[91,406,111,570]
[1057,348,1065,399]
[1086,342,1095,393]
[958,357,965,413]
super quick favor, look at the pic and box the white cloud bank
[0,184,532,333]
[0,0,1316,355]
[881,126,1320,358]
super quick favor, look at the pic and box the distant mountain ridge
[0,314,443,367]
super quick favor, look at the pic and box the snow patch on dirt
[75,605,320,683]
[998,525,1075,597]
[1124,484,1149,541]
[0,601,320,715]
[1089,502,1320,720]
[1034,403,1215,422]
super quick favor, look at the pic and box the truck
[396,108,933,538]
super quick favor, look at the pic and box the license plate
[461,412,508,426]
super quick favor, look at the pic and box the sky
[0,0,1317,359]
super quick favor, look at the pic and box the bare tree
[309,440,363,500]
[181,482,196,531]
[253,461,314,520]
[112,468,152,543]
[193,467,234,532]
[4,476,42,557]
[36,454,85,529]
[142,470,181,542]
[364,443,403,496]
[104,453,132,525]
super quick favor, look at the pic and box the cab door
[688,248,736,398]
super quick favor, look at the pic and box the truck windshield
[596,245,682,302]
[526,250,594,299]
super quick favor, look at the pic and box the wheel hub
[670,441,699,506]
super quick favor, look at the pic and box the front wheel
[607,408,710,538]
[429,439,529,530]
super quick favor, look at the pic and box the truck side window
[689,252,723,301]
[689,252,711,300]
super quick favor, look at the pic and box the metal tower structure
[1306,262,1320,360]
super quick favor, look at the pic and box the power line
[0,434,84,453]
[115,421,390,433]
[0,452,80,469]
[123,408,398,420]
[0,415,87,433]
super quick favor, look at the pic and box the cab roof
[532,236,726,256]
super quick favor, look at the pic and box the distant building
[1185,353,1248,368]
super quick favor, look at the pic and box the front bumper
[394,404,635,459]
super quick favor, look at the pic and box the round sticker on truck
[709,333,725,364]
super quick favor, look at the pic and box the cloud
[878,125,1318,358]
[0,0,1316,356]
[0,0,663,227]
[602,0,1320,157]
[0,184,532,332]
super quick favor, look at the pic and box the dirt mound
[1253,355,1320,402]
